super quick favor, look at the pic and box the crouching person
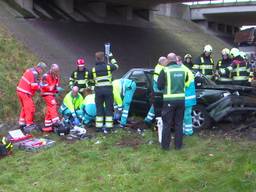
[78,89,97,126]
[59,86,83,125]
[113,79,136,128]
[182,66,196,136]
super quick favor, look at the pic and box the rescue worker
[183,54,193,69]
[78,89,96,126]
[230,48,250,86]
[176,56,183,65]
[69,58,89,95]
[59,86,84,125]
[157,53,189,150]
[144,56,167,125]
[215,48,232,85]
[40,64,61,132]
[89,52,118,133]
[0,137,13,157]
[112,78,136,128]
[193,45,215,79]
[182,65,196,136]
[16,62,47,133]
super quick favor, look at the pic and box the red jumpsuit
[16,68,40,126]
[41,72,60,129]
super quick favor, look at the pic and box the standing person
[176,55,183,65]
[40,64,61,132]
[193,45,215,79]
[157,53,189,150]
[183,54,193,70]
[230,48,250,86]
[215,48,232,85]
[113,78,136,128]
[144,57,167,125]
[16,62,47,133]
[89,52,118,133]
[59,86,84,125]
[182,65,196,136]
[69,58,89,96]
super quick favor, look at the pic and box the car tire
[192,105,212,131]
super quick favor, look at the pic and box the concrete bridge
[190,1,256,35]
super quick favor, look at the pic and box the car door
[127,70,152,115]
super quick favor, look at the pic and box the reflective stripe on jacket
[17,67,40,96]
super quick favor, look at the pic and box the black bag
[54,123,70,136]
[0,144,8,157]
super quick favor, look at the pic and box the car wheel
[192,105,212,131]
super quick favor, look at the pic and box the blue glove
[73,117,80,126]
[57,87,64,92]
[114,111,121,121]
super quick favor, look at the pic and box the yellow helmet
[230,48,240,58]
[221,48,230,56]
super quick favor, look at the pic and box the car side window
[129,71,147,87]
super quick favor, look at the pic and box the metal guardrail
[188,0,256,6]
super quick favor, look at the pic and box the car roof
[128,68,154,72]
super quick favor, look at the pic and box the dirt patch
[198,122,256,141]
[116,134,144,149]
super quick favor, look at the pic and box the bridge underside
[205,12,256,26]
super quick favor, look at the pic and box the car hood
[202,84,256,94]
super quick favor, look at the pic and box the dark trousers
[95,86,114,129]
[161,101,185,150]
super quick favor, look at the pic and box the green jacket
[63,91,83,113]
[158,63,190,101]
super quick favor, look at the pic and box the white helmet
[221,48,230,56]
[204,44,213,53]
[230,48,240,58]
[240,51,247,59]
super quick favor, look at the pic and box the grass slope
[0,25,40,121]
[0,131,256,192]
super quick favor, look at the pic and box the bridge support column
[54,0,74,14]
[15,0,33,11]
[135,9,154,22]
[88,2,107,18]
[120,6,133,20]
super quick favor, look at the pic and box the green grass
[0,26,42,121]
[0,130,256,192]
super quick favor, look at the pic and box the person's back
[80,94,96,125]
[158,53,189,150]
[89,51,118,133]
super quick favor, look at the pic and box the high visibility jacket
[80,94,96,116]
[158,63,189,101]
[231,57,250,82]
[183,61,193,70]
[62,91,83,113]
[153,64,164,82]
[90,58,118,87]
[182,65,196,107]
[69,69,89,90]
[193,55,214,78]
[113,79,135,108]
[40,72,59,96]
[216,58,232,82]
[16,67,40,96]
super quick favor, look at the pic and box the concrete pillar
[120,6,133,20]
[88,2,106,18]
[54,0,74,14]
[15,0,33,11]
[135,9,154,22]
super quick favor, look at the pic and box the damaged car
[122,68,256,131]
